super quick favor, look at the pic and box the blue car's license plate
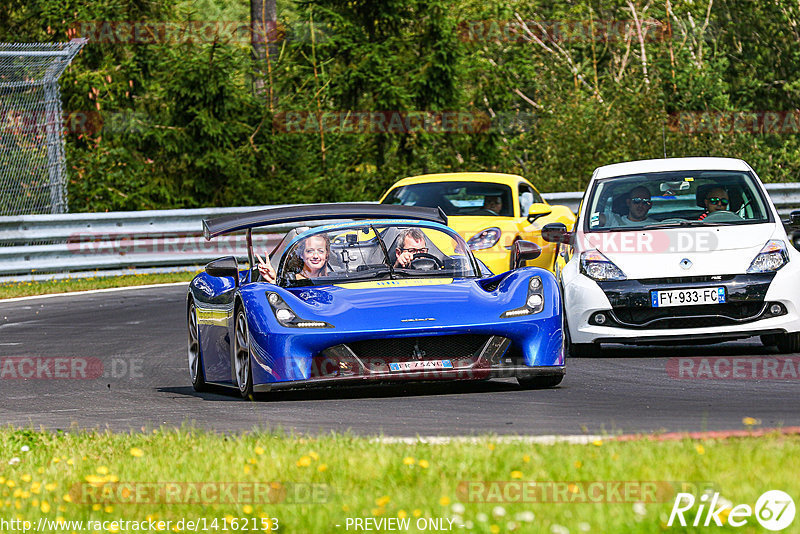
[389,360,453,372]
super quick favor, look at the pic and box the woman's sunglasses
[707,197,729,206]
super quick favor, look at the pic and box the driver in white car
[698,186,730,220]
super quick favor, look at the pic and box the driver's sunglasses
[401,247,428,254]
[630,197,652,207]
[708,197,729,206]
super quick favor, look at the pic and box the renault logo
[680,258,693,270]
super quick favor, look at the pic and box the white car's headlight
[747,240,789,273]
[580,250,627,281]
[467,227,502,250]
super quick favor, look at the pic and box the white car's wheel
[565,315,602,357]
[775,332,800,354]
[569,342,602,358]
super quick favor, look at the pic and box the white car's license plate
[389,360,453,372]
[650,287,726,307]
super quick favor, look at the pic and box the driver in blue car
[394,228,429,268]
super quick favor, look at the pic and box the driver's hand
[395,250,414,268]
[255,251,276,283]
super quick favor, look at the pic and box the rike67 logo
[668,490,795,531]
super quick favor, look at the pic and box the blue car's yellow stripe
[335,278,453,289]
[195,307,232,326]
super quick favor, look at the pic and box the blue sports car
[187,204,564,398]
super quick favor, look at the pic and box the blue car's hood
[254,270,553,332]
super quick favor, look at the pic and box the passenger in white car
[601,186,657,227]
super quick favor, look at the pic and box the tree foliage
[2,0,800,211]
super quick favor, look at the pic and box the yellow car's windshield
[382,181,514,217]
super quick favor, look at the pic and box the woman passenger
[256,233,331,283]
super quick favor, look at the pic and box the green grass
[0,272,198,300]
[1,429,798,533]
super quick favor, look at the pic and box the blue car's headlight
[267,292,333,328]
[747,240,789,273]
[501,276,545,318]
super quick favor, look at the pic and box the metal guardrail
[0,186,798,280]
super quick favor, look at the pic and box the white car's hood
[583,223,780,278]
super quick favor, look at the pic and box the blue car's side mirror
[511,240,541,269]
[205,256,239,287]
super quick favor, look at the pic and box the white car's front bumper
[564,265,800,345]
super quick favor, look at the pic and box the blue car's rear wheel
[188,301,207,392]
[234,308,254,399]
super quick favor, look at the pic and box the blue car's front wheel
[234,308,254,399]
[188,301,207,392]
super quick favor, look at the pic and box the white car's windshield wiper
[643,220,705,229]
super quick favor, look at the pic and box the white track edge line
[0,282,189,303]
[372,435,605,445]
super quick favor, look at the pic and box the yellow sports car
[379,172,576,274]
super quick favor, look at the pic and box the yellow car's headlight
[467,227,501,250]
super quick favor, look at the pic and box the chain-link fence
[0,39,86,216]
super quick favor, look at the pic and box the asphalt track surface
[1,284,798,436]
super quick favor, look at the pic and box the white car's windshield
[276,224,478,287]
[584,170,772,232]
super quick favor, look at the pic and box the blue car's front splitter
[249,331,564,392]
[251,365,565,392]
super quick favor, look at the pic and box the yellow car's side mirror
[526,202,553,222]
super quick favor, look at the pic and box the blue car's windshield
[277,224,478,287]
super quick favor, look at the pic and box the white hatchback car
[543,157,800,356]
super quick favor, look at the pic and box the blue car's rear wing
[203,203,448,240]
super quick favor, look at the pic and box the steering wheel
[409,252,443,270]
[467,208,498,216]
[703,210,742,222]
